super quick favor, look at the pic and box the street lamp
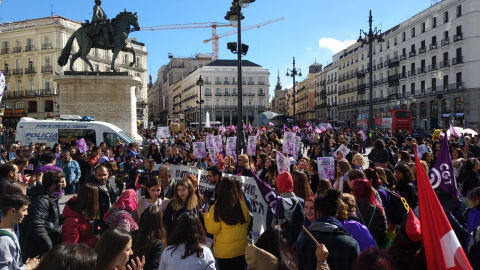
[286,57,302,120]
[196,76,204,129]
[357,10,384,135]
[225,0,255,155]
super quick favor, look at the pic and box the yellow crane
[139,17,284,60]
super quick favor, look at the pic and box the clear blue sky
[1,0,434,100]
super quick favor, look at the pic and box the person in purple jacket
[338,193,376,251]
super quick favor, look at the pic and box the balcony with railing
[428,63,438,72]
[7,91,25,98]
[1,48,10,54]
[441,38,450,46]
[408,70,416,77]
[453,33,463,42]
[439,60,450,69]
[248,81,254,85]
[214,92,222,96]
[12,68,23,76]
[205,92,212,96]
[400,54,407,61]
[223,80,229,85]
[409,51,416,58]
[400,72,407,79]
[258,92,265,96]
[1,69,11,76]
[26,90,37,97]
[417,67,427,74]
[388,74,400,81]
[13,47,22,53]
[418,46,426,55]
[41,43,53,50]
[25,45,35,52]
[386,57,399,67]
[25,67,36,74]
[377,63,383,69]
[38,89,55,96]
[248,93,255,96]
[429,43,438,51]
[452,56,463,65]
[41,65,53,73]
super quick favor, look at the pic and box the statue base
[53,74,142,143]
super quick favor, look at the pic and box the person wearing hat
[124,150,140,190]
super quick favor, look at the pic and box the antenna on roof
[51,5,54,17]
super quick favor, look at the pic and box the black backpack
[378,186,409,225]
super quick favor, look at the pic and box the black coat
[395,179,418,209]
[131,231,165,270]
[85,175,117,231]
[23,185,60,259]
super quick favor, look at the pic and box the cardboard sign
[317,157,335,181]
[247,136,257,156]
[226,137,237,156]
[276,153,290,174]
[77,138,88,153]
[156,126,170,138]
[193,142,206,159]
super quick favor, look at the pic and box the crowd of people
[0,124,479,270]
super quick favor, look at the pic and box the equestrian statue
[58,0,140,72]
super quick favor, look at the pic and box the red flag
[414,145,472,270]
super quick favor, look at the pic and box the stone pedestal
[53,74,142,142]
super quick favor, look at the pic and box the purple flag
[243,123,247,130]
[306,121,311,127]
[449,124,462,138]
[255,128,259,137]
[268,122,274,127]
[292,125,300,133]
[248,169,282,218]
[358,129,367,141]
[248,124,253,133]
[314,127,321,134]
[320,125,326,132]
[327,123,333,130]
[428,132,459,210]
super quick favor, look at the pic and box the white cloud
[318,37,356,53]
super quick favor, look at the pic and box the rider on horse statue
[91,0,114,45]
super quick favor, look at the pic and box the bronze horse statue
[58,11,140,72]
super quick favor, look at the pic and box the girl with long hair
[186,174,203,209]
[245,225,298,270]
[132,205,167,270]
[223,155,236,174]
[394,164,418,208]
[147,143,162,163]
[306,159,319,194]
[94,228,144,270]
[352,179,387,248]
[292,170,314,200]
[158,212,215,270]
[62,183,100,248]
[333,159,352,193]
[205,176,251,270]
[337,193,376,252]
[255,153,268,182]
[137,177,169,219]
[163,178,199,236]
[303,195,316,228]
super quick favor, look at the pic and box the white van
[15,116,134,147]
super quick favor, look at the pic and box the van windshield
[104,132,133,147]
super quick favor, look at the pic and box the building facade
[0,16,148,128]
[338,0,478,129]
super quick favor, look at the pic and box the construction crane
[203,17,284,59]
[139,22,233,60]
[137,17,284,60]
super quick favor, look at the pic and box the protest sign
[156,126,170,138]
[282,132,295,155]
[206,134,214,149]
[209,150,218,165]
[247,136,257,156]
[214,135,223,153]
[226,137,237,156]
[276,153,289,174]
[77,138,88,153]
[334,144,351,158]
[166,165,267,242]
[193,142,206,159]
[317,157,335,181]
[292,136,301,159]
[417,144,428,159]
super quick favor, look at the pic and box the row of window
[203,76,266,85]
[11,78,52,91]
[204,87,265,95]
[10,100,55,113]
[202,98,265,106]
[1,36,51,51]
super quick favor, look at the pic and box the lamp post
[196,76,204,129]
[225,0,254,155]
[357,10,384,135]
[286,57,302,120]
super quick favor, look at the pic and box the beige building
[295,62,321,123]
[0,16,148,128]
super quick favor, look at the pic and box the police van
[15,116,134,147]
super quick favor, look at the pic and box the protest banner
[317,157,335,181]
[247,136,257,156]
[156,126,170,138]
[276,153,289,174]
[166,165,267,242]
[193,142,206,159]
[226,137,237,156]
[417,144,428,159]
